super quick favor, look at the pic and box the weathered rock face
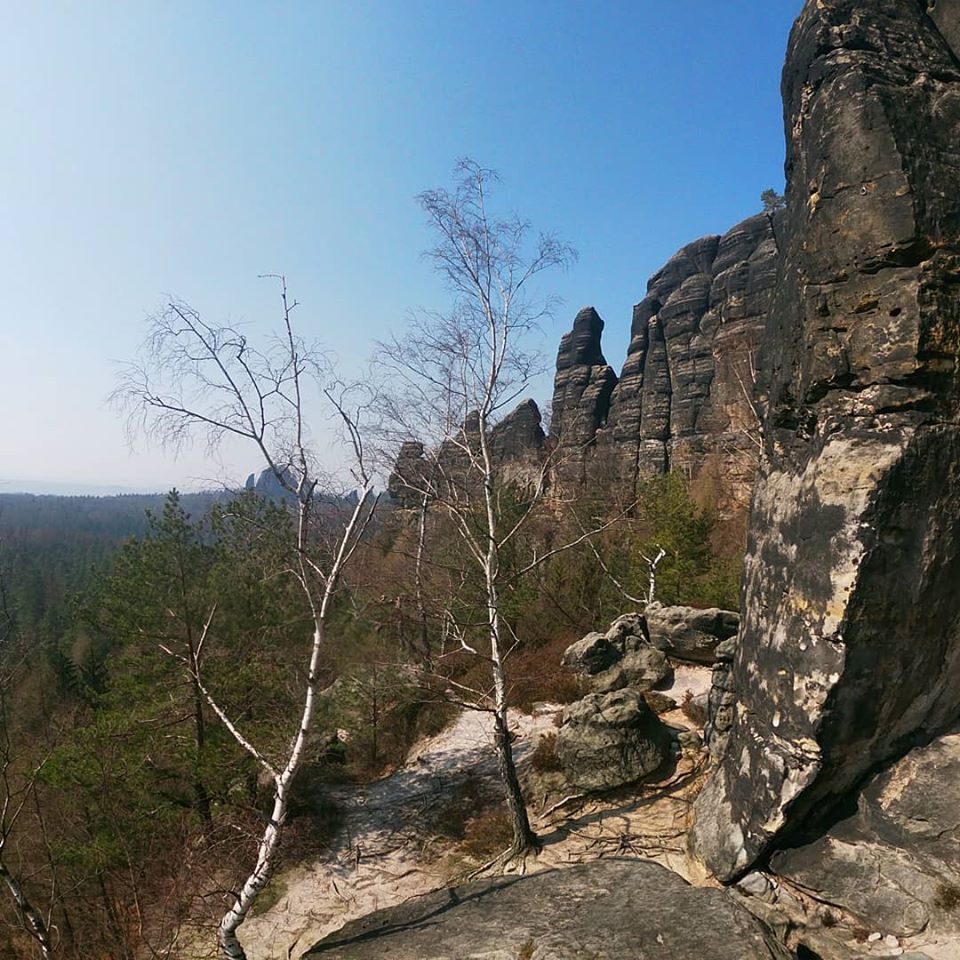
[770,730,960,942]
[561,631,621,676]
[387,399,546,506]
[386,441,427,509]
[490,397,545,462]
[704,636,737,757]
[305,860,794,959]
[555,689,670,791]
[692,0,960,881]
[393,206,780,521]
[551,214,780,521]
[592,646,671,695]
[550,306,619,449]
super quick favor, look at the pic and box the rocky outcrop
[386,441,427,509]
[550,306,619,446]
[645,602,739,664]
[490,398,546,462]
[392,197,780,521]
[591,646,671,695]
[387,399,546,506]
[561,631,622,676]
[305,859,794,959]
[490,398,546,488]
[771,729,960,943]
[692,0,960,881]
[556,689,671,790]
[550,214,780,520]
[550,306,619,482]
[704,636,737,757]
[245,466,295,499]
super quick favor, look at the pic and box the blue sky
[1,1,799,493]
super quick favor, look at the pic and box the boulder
[489,398,545,461]
[561,632,620,675]
[591,646,671,694]
[305,859,794,959]
[555,690,670,791]
[644,690,678,714]
[604,611,650,651]
[770,730,960,941]
[644,602,739,664]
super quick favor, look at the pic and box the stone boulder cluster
[325,1,960,957]
[555,604,737,791]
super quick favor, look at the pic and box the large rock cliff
[692,0,960,881]
[550,212,781,522]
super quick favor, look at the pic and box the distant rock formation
[387,400,547,507]
[389,210,779,528]
[549,306,619,481]
[244,467,293,500]
[692,0,960,881]
[490,398,546,487]
[244,467,359,506]
[550,213,781,522]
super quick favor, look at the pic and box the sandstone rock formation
[703,636,737,757]
[550,213,780,520]
[692,0,960,881]
[550,306,618,446]
[392,204,781,525]
[644,601,739,664]
[556,689,671,791]
[386,441,427,509]
[591,646,671,695]
[560,631,622,676]
[305,860,793,959]
[387,399,546,507]
[549,306,619,482]
[771,729,960,943]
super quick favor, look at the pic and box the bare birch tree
[114,278,377,960]
[375,159,581,859]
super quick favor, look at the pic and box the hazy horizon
[0,477,221,497]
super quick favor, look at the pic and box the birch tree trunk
[479,415,539,857]
[0,857,53,960]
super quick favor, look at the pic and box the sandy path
[242,709,556,960]
[243,663,715,960]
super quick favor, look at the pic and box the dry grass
[936,880,960,911]
[529,732,563,773]
[507,632,588,711]
[461,807,515,860]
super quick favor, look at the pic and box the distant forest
[0,491,222,633]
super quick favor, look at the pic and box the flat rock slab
[304,859,790,959]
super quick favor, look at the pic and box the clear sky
[1,1,800,494]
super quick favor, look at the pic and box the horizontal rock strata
[551,213,780,520]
